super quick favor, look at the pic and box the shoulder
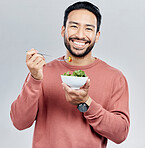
[101,60,128,85]
[98,60,128,92]
[98,59,124,77]
[96,59,128,86]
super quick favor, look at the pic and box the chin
[71,50,86,56]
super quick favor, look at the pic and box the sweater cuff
[84,99,102,116]
[26,73,42,90]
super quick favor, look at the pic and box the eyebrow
[86,24,95,28]
[68,21,95,28]
[68,21,79,25]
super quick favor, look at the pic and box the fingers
[62,83,70,91]
[81,78,90,89]
[62,83,81,105]
[62,78,90,105]
[37,59,46,69]
[62,83,79,95]
[26,48,38,62]
[28,54,44,64]
[26,49,45,67]
[26,48,46,80]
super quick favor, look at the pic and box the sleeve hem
[26,73,42,90]
[84,99,102,116]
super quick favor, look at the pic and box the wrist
[31,73,43,80]
[85,97,92,106]
[77,97,92,113]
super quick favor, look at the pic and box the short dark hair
[63,1,102,32]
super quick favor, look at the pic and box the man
[10,1,130,148]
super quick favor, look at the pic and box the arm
[10,48,46,130]
[62,73,130,144]
[10,74,42,130]
[84,74,130,144]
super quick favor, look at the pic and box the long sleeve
[84,73,130,144]
[10,74,43,130]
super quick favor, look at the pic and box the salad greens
[62,70,87,77]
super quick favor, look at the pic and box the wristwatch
[77,103,89,112]
[77,97,92,112]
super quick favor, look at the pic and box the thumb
[82,78,90,89]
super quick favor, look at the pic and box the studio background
[0,0,144,147]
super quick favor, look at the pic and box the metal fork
[26,51,71,61]
[37,53,70,61]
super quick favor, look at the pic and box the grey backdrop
[0,0,145,147]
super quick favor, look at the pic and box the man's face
[61,9,100,57]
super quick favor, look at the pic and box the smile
[73,41,85,46]
[70,39,90,50]
[72,41,87,49]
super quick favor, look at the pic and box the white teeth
[73,41,85,46]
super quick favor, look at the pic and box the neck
[65,52,95,66]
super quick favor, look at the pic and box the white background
[0,0,145,147]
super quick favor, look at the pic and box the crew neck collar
[58,56,100,71]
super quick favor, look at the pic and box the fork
[26,51,72,62]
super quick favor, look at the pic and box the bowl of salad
[61,70,88,89]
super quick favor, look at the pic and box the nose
[76,27,85,39]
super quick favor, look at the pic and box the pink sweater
[10,57,130,148]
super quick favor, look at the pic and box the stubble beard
[63,35,95,58]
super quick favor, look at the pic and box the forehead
[67,9,97,26]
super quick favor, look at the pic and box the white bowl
[61,75,88,89]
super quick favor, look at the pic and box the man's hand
[62,79,90,105]
[26,48,46,80]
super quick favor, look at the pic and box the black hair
[63,1,102,32]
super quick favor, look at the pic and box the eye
[70,25,78,29]
[86,28,93,31]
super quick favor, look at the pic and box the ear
[61,26,65,37]
[95,31,100,43]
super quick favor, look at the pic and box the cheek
[86,33,96,42]
[87,31,96,37]
[67,28,78,37]
[64,30,68,37]
[65,30,73,39]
